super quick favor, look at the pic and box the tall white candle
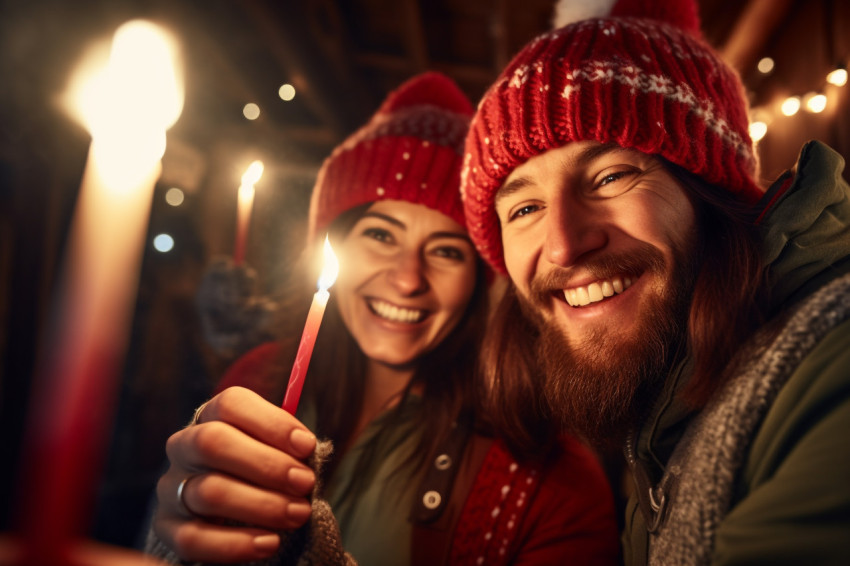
[15,20,183,562]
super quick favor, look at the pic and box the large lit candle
[282,236,339,414]
[233,160,264,265]
[15,20,182,564]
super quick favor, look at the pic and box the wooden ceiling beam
[490,0,510,73]
[353,52,494,85]
[241,0,359,134]
[303,0,379,118]
[719,0,794,73]
[400,0,429,72]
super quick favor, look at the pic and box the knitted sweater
[146,347,620,565]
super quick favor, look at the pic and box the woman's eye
[362,227,393,243]
[431,246,465,261]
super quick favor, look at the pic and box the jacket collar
[632,140,850,476]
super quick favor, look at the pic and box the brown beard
[517,241,697,449]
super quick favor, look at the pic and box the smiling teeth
[369,299,426,323]
[564,276,634,307]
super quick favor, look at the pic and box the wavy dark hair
[267,204,490,501]
[481,157,768,458]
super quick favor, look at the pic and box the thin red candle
[233,160,263,265]
[282,236,339,414]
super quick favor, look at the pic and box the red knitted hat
[461,0,764,274]
[308,71,473,244]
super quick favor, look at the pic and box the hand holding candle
[233,160,264,265]
[282,236,339,414]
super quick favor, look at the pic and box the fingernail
[287,501,313,523]
[288,467,316,494]
[290,428,316,455]
[253,533,280,553]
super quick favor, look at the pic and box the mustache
[529,243,666,304]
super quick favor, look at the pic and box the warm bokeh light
[68,20,183,191]
[165,187,184,206]
[827,67,848,87]
[279,83,296,101]
[153,233,174,252]
[317,235,340,291]
[804,92,828,113]
[780,96,801,116]
[243,103,261,120]
[757,57,775,74]
[749,121,768,142]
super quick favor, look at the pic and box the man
[460,0,850,564]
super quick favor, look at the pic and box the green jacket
[623,141,850,565]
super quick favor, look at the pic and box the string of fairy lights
[748,57,848,142]
[154,57,850,254]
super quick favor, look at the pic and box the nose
[543,197,607,267]
[388,250,429,296]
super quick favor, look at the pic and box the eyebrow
[494,142,622,205]
[362,211,404,228]
[361,211,473,244]
[429,232,474,244]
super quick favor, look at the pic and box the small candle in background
[233,160,264,265]
[282,236,339,414]
[14,19,182,564]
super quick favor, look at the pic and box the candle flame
[317,235,339,291]
[75,20,183,141]
[69,20,183,191]
[237,161,264,207]
[242,160,265,187]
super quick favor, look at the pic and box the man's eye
[362,227,393,243]
[598,170,629,186]
[510,204,540,220]
[594,167,642,195]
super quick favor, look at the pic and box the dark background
[1,0,848,550]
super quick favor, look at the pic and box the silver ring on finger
[176,475,199,518]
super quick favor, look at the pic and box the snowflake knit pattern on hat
[308,71,473,244]
[461,0,764,274]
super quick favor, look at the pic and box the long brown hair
[479,282,557,461]
[480,158,768,457]
[274,204,491,498]
[663,159,767,406]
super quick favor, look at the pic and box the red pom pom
[378,71,474,116]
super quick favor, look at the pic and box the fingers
[198,386,316,458]
[151,386,320,563]
[167,419,315,496]
[155,516,284,564]
[160,471,313,530]
[165,387,317,496]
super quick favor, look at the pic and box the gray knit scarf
[648,272,850,565]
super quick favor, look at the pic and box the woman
[145,72,619,565]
